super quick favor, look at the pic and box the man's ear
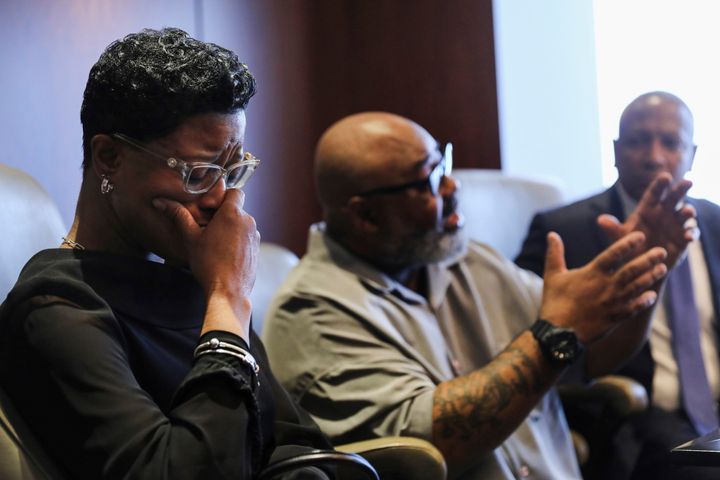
[90,134,121,179]
[347,196,380,233]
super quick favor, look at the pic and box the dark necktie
[665,257,719,435]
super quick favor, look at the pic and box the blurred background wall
[0,0,600,254]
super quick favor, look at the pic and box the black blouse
[0,249,331,479]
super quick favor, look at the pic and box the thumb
[543,232,567,278]
[597,213,624,242]
[153,198,200,241]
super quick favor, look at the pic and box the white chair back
[453,169,565,259]
[0,164,66,301]
[250,243,299,334]
[0,164,68,478]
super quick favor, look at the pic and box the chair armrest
[336,436,447,480]
[558,374,648,416]
[570,430,590,466]
[0,387,67,479]
[260,447,378,480]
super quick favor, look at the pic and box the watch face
[549,330,579,362]
[531,319,584,365]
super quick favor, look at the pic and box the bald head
[313,112,464,273]
[619,91,694,138]
[315,112,436,209]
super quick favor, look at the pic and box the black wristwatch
[530,319,584,366]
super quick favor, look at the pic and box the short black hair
[80,27,256,169]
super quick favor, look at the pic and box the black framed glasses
[112,133,260,194]
[357,143,453,197]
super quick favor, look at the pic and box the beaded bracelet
[194,337,260,386]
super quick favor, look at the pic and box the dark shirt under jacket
[0,249,331,479]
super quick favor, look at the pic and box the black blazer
[514,183,720,399]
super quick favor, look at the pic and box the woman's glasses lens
[226,163,257,190]
[186,165,223,193]
[185,161,259,193]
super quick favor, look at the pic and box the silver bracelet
[194,337,260,376]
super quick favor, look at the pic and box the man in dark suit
[516,91,720,479]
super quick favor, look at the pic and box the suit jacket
[514,183,720,399]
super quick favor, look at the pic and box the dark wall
[0,0,198,237]
[307,0,500,170]
[202,1,318,255]
[0,0,499,255]
[255,0,501,253]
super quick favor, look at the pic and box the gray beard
[376,227,468,271]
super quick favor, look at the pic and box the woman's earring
[100,175,114,195]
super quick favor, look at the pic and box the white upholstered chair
[250,243,300,335]
[0,163,67,478]
[0,163,66,302]
[452,169,566,259]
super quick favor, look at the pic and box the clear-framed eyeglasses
[112,133,260,194]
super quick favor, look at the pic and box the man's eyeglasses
[112,133,260,194]
[356,143,453,197]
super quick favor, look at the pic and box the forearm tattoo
[434,346,544,440]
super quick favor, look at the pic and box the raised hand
[598,173,696,269]
[153,189,260,339]
[539,231,667,345]
[154,190,259,297]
